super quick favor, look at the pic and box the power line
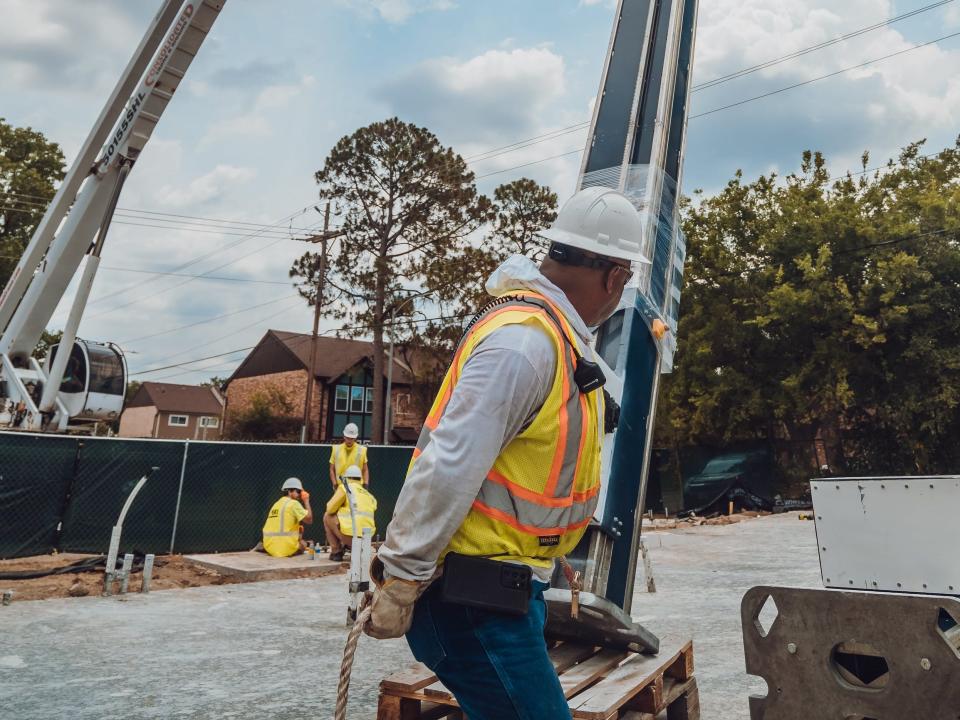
[476,148,583,179]
[99,266,293,285]
[457,1,955,167]
[691,0,956,92]
[129,310,471,376]
[118,293,300,344]
[465,123,590,163]
[0,202,314,238]
[834,226,957,255]
[477,30,960,181]
[690,29,960,120]
[0,190,318,234]
[85,211,322,313]
[138,297,306,366]
[85,206,313,306]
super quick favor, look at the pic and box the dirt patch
[0,553,250,602]
[642,509,779,531]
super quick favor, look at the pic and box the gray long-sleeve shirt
[378,255,596,583]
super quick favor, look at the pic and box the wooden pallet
[377,638,697,720]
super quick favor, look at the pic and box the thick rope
[334,602,372,720]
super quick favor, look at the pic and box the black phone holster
[440,553,532,616]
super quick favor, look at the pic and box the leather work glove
[364,555,432,640]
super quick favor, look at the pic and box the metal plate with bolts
[545,588,660,654]
[812,476,960,594]
[742,585,960,719]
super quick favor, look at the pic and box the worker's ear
[603,266,620,295]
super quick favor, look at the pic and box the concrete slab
[0,514,820,719]
[184,550,344,581]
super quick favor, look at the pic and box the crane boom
[0,0,226,431]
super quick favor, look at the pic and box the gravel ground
[0,514,819,719]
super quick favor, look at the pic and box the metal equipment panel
[742,585,960,720]
[812,476,960,595]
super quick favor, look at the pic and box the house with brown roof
[223,330,425,443]
[118,382,224,440]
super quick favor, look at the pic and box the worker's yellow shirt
[326,481,377,537]
[329,443,368,478]
[262,496,308,557]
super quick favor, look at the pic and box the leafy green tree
[293,118,493,441]
[31,329,63,361]
[125,380,142,401]
[201,376,228,393]
[398,178,559,408]
[488,177,558,262]
[657,139,960,485]
[226,386,301,442]
[0,119,66,289]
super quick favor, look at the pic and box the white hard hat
[539,187,649,264]
[343,422,359,439]
[281,477,303,491]
[342,464,363,479]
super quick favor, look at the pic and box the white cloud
[946,4,960,27]
[340,0,455,24]
[0,0,143,90]
[202,75,316,143]
[154,165,256,208]
[379,47,566,145]
[685,0,960,190]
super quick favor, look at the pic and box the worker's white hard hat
[539,187,649,264]
[342,464,363,479]
[343,422,359,439]
[282,477,304,491]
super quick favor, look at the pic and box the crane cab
[45,339,127,421]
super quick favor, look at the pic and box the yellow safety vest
[411,292,604,570]
[262,496,306,557]
[331,443,367,478]
[336,480,378,537]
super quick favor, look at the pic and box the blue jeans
[405,579,571,720]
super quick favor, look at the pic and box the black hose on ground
[0,554,149,580]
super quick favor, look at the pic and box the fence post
[53,438,85,552]
[169,441,189,554]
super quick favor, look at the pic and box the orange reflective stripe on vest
[410,292,604,569]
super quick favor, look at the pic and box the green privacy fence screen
[0,431,413,559]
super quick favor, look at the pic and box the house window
[168,415,188,426]
[330,365,375,440]
[350,386,364,413]
[394,393,411,418]
[334,385,349,412]
[199,416,219,428]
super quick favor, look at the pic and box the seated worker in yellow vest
[328,422,369,489]
[262,477,314,558]
[324,464,377,562]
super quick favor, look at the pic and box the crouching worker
[262,477,313,557]
[324,464,377,562]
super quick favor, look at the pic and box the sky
[1,0,958,385]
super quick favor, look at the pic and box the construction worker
[329,422,369,488]
[324,464,377,562]
[261,477,314,557]
[363,187,643,720]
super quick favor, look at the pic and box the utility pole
[300,202,335,444]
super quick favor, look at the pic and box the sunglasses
[548,243,634,282]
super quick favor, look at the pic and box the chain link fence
[0,431,412,560]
